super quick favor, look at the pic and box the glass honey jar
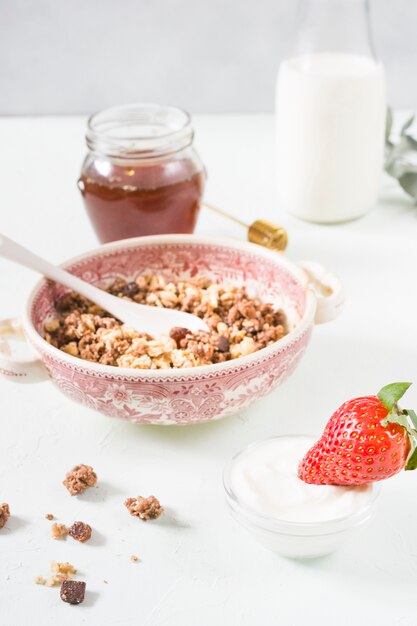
[78,104,206,243]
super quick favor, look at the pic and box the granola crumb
[68,521,92,543]
[125,495,163,521]
[45,513,54,521]
[34,575,46,585]
[63,464,97,496]
[0,503,10,529]
[130,554,139,562]
[46,573,69,587]
[34,562,77,589]
[51,561,77,576]
[51,522,68,540]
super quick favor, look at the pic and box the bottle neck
[293,0,377,61]
[86,104,194,160]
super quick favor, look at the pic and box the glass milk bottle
[275,0,386,223]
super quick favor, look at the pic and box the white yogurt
[229,436,373,523]
[275,53,386,223]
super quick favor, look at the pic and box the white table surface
[1,114,417,626]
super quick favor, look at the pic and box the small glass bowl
[223,436,381,559]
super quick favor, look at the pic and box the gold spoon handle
[202,202,248,228]
[202,203,288,252]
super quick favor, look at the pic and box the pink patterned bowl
[0,235,343,425]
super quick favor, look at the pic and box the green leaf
[377,382,412,411]
[405,424,417,472]
[399,172,417,200]
[404,134,417,151]
[404,409,417,431]
[385,157,408,179]
[385,107,393,143]
[384,137,416,177]
[405,446,417,471]
[383,108,417,201]
[401,114,415,136]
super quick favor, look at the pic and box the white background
[0,0,416,115]
[1,1,417,622]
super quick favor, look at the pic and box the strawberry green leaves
[403,409,417,471]
[378,383,417,473]
[405,446,417,471]
[377,382,412,411]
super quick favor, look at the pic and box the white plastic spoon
[0,234,209,336]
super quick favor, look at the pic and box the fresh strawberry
[298,382,417,486]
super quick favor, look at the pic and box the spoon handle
[0,233,119,315]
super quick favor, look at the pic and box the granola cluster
[63,464,97,496]
[51,522,68,540]
[125,495,163,521]
[68,521,92,543]
[44,275,287,370]
[0,503,10,529]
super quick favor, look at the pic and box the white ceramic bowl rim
[223,435,381,535]
[23,234,316,379]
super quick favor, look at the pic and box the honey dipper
[203,203,288,252]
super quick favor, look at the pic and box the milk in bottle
[275,1,386,223]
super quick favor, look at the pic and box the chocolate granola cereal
[60,580,86,605]
[44,275,287,370]
[0,503,10,529]
[125,495,163,521]
[68,521,92,543]
[63,464,97,496]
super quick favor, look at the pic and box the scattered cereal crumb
[130,555,139,562]
[125,495,163,521]
[34,575,46,585]
[51,561,77,576]
[63,464,97,496]
[34,562,77,588]
[68,521,92,543]
[0,503,10,529]
[51,522,68,540]
[45,513,54,521]
[46,573,68,587]
[60,580,86,605]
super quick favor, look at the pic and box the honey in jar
[78,104,205,243]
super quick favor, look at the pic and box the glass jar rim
[86,103,194,159]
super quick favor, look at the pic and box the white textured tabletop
[0,114,417,626]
